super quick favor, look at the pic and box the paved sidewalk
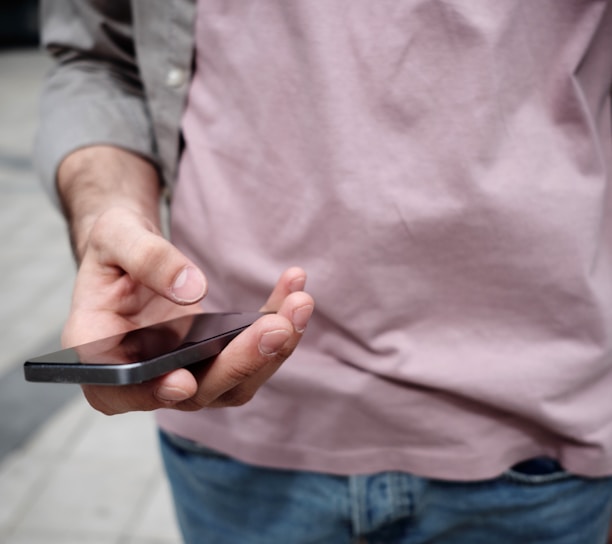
[0,398,181,544]
[0,48,182,543]
[0,48,74,378]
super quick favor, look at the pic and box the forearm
[57,145,162,261]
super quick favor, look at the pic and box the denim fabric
[159,431,612,544]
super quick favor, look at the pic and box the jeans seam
[349,475,364,538]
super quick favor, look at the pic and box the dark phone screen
[24,312,261,384]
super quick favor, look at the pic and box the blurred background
[0,0,38,48]
[0,4,181,542]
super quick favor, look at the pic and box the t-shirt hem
[155,412,612,481]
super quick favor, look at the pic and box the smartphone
[24,312,262,385]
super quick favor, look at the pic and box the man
[36,1,612,542]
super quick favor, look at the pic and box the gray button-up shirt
[35,0,196,204]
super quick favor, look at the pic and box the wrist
[57,145,162,261]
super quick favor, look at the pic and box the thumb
[85,207,207,305]
[169,266,208,304]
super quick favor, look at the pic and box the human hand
[63,206,314,414]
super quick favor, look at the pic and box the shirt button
[165,67,187,88]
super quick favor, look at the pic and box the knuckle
[88,208,163,265]
[89,207,132,239]
[87,211,115,253]
[181,387,256,410]
[268,343,297,363]
[216,387,256,407]
[224,359,264,384]
[127,232,166,269]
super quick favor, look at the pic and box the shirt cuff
[34,93,158,208]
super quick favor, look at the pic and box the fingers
[67,208,315,416]
[63,207,207,346]
[260,266,307,312]
[79,283,315,415]
[84,207,207,305]
[184,290,314,409]
[81,368,199,415]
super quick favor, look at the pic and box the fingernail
[292,304,313,333]
[259,329,291,356]
[289,276,306,293]
[171,266,206,303]
[156,385,191,404]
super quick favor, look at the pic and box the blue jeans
[159,431,612,544]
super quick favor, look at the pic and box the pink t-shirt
[156,1,612,480]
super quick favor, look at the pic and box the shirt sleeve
[34,0,158,206]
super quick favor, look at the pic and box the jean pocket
[502,457,573,485]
